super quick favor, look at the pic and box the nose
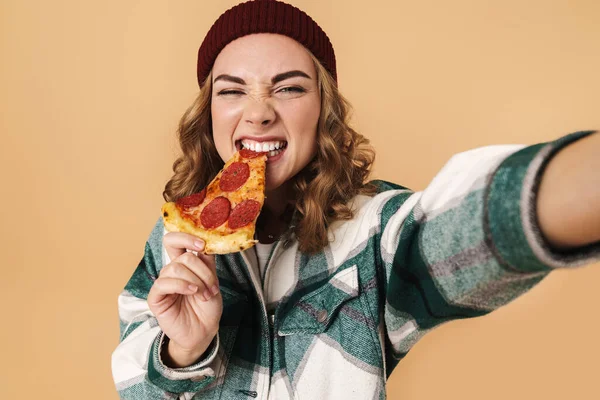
[243,97,276,127]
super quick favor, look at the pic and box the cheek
[285,98,320,136]
[212,102,242,130]
[211,102,243,146]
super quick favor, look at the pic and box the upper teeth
[241,139,286,152]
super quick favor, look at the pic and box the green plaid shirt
[112,131,599,399]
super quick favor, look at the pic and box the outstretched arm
[537,132,600,249]
[374,130,600,377]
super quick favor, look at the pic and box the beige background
[1,0,599,398]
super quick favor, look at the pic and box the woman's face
[211,33,321,192]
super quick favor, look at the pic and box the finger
[197,251,217,272]
[159,261,209,294]
[175,253,220,297]
[149,277,201,302]
[163,232,205,262]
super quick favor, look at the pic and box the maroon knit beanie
[197,0,337,87]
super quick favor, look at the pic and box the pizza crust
[162,202,257,254]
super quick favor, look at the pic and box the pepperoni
[176,189,206,209]
[200,196,231,229]
[239,148,262,159]
[228,200,261,229]
[219,162,250,192]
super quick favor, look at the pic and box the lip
[235,135,287,143]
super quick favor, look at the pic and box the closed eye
[217,89,244,96]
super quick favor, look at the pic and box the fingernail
[194,240,204,250]
[188,284,198,292]
[210,285,220,296]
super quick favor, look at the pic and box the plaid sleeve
[111,218,222,398]
[377,130,599,376]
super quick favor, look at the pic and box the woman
[111,1,600,399]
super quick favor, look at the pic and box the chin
[264,179,282,193]
[264,173,290,194]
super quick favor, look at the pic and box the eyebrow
[213,70,312,85]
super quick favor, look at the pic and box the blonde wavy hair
[163,52,377,254]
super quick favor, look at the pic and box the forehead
[212,33,315,80]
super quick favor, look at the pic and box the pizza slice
[161,149,267,254]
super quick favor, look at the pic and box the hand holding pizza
[147,232,222,367]
[150,149,266,367]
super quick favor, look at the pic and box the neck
[264,181,294,217]
[256,182,296,243]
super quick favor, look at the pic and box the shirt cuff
[486,130,600,272]
[147,331,219,394]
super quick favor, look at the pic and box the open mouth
[236,139,288,158]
